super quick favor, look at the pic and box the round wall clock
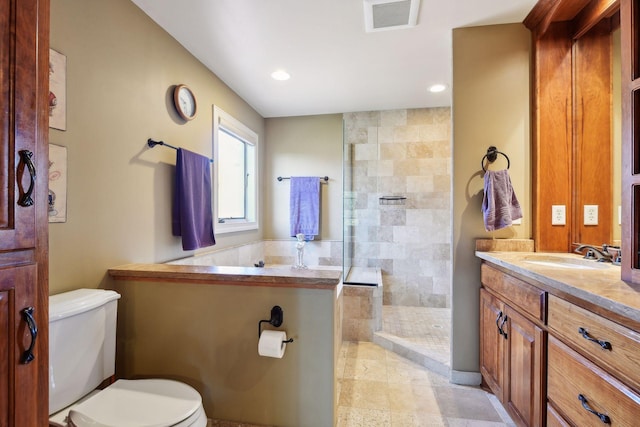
[173,84,197,121]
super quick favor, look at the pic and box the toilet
[48,288,208,427]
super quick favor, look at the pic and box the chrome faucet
[574,244,612,262]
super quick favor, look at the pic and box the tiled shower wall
[343,108,452,307]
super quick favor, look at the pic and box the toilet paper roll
[258,330,287,358]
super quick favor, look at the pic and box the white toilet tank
[49,289,121,415]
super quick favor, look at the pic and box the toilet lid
[68,379,203,427]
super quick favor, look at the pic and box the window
[213,106,258,233]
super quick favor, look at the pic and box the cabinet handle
[578,394,611,424]
[20,306,37,364]
[496,311,504,336]
[578,327,612,350]
[500,315,508,339]
[17,150,36,207]
[495,311,508,339]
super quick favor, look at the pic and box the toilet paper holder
[258,305,294,344]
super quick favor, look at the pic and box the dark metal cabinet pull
[17,150,36,207]
[578,327,612,350]
[500,315,508,339]
[495,311,508,339]
[578,394,611,424]
[21,307,37,364]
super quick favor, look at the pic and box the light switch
[552,205,566,225]
[619,205,622,225]
[584,205,598,225]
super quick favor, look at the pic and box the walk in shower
[342,108,453,370]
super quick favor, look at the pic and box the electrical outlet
[584,205,598,225]
[551,205,566,225]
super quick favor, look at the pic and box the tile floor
[337,341,515,427]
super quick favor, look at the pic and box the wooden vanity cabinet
[481,261,640,426]
[480,264,546,427]
[547,295,640,425]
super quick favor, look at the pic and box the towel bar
[147,138,213,163]
[277,176,329,182]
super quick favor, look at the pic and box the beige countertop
[476,251,640,328]
[108,263,342,290]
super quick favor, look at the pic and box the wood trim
[572,0,620,39]
[35,0,50,424]
[525,0,592,36]
[525,0,562,34]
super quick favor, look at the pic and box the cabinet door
[0,0,50,425]
[0,0,40,251]
[0,264,40,427]
[504,306,545,427]
[480,289,506,401]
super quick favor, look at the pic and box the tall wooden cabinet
[0,0,50,425]
[621,0,640,283]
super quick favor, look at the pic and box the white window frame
[213,106,259,233]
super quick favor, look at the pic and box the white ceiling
[131,0,537,118]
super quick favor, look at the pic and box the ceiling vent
[363,0,420,32]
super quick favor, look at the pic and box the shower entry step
[373,306,451,377]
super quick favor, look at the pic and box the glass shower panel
[342,112,380,285]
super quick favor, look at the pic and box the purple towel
[172,148,216,250]
[482,169,522,231]
[290,177,320,240]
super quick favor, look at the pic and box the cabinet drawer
[546,404,570,427]
[548,336,640,426]
[480,263,545,322]
[548,295,640,388]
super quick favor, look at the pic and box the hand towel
[482,169,522,231]
[290,176,320,240]
[172,148,216,250]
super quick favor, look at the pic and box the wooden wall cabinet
[480,264,546,427]
[525,0,618,253]
[0,0,50,425]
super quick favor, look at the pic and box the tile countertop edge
[475,251,640,328]
[107,263,342,290]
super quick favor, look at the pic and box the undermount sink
[523,255,610,270]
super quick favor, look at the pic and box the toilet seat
[65,379,207,427]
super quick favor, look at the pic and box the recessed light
[429,84,447,93]
[271,70,291,81]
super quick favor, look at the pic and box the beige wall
[49,0,265,294]
[113,280,337,426]
[452,24,531,375]
[263,114,344,240]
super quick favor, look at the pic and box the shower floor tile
[377,306,451,370]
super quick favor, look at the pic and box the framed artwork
[49,48,67,131]
[48,144,67,223]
